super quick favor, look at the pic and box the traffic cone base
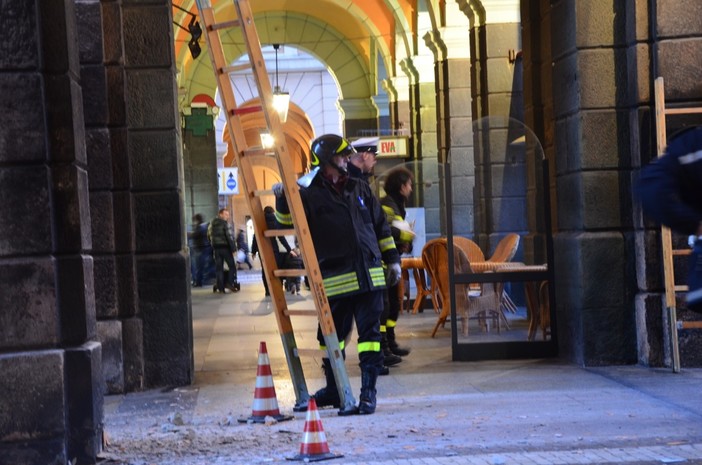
[287,398,342,462]
[239,341,293,424]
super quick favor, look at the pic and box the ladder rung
[243,147,276,157]
[665,107,702,115]
[274,269,306,278]
[209,19,241,31]
[264,229,295,237]
[253,189,274,197]
[675,285,689,292]
[294,348,326,358]
[229,106,262,116]
[220,63,252,74]
[673,249,692,256]
[677,321,702,330]
[284,309,318,317]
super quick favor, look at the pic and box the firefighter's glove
[272,182,285,197]
[386,262,402,287]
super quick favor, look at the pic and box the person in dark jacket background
[638,126,702,312]
[188,213,211,287]
[251,206,292,296]
[207,209,240,294]
[236,228,254,270]
[274,134,401,415]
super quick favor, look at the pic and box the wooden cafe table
[489,263,549,341]
[454,261,549,339]
[399,257,434,314]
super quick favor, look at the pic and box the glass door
[372,116,556,361]
[445,116,556,360]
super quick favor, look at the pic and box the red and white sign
[377,137,409,158]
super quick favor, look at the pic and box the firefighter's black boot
[381,332,402,366]
[358,366,379,415]
[313,358,340,408]
[387,326,411,356]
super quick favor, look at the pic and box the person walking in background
[251,206,292,296]
[236,228,254,270]
[188,214,211,287]
[274,134,401,415]
[380,167,415,359]
[281,244,304,295]
[208,209,240,294]
[638,126,702,313]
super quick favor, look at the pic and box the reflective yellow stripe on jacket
[369,266,386,287]
[275,210,292,226]
[382,205,414,243]
[323,272,360,297]
[378,236,396,253]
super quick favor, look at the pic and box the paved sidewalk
[102,278,702,464]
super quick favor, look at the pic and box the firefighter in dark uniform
[274,134,402,415]
[638,126,702,312]
[380,166,415,358]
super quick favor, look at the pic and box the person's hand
[272,182,284,197]
[386,262,402,287]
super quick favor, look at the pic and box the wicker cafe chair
[453,236,486,263]
[422,238,502,337]
[487,233,521,316]
[487,233,520,263]
[433,236,485,308]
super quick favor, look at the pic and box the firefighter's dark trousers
[317,289,384,369]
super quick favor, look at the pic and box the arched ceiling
[172,0,420,105]
[182,12,374,105]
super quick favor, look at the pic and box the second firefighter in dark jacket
[380,166,415,360]
[274,134,401,415]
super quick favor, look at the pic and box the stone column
[547,1,639,365]
[121,0,194,387]
[425,26,474,238]
[0,1,102,463]
[382,76,412,137]
[183,106,219,224]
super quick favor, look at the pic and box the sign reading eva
[377,137,409,158]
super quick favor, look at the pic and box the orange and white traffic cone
[238,341,293,424]
[288,397,342,462]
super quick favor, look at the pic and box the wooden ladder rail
[193,0,356,411]
[653,76,702,373]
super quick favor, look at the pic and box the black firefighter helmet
[309,134,356,169]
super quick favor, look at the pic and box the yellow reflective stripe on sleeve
[398,229,414,243]
[380,325,387,332]
[382,205,395,219]
[357,341,380,353]
[386,319,397,328]
[319,340,345,351]
[323,272,360,297]
[275,210,293,226]
[369,267,386,287]
[378,236,396,252]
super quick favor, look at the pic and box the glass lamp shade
[272,88,290,123]
[260,132,275,149]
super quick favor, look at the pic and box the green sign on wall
[184,108,214,137]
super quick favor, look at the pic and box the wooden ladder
[193,0,356,411]
[653,76,702,373]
